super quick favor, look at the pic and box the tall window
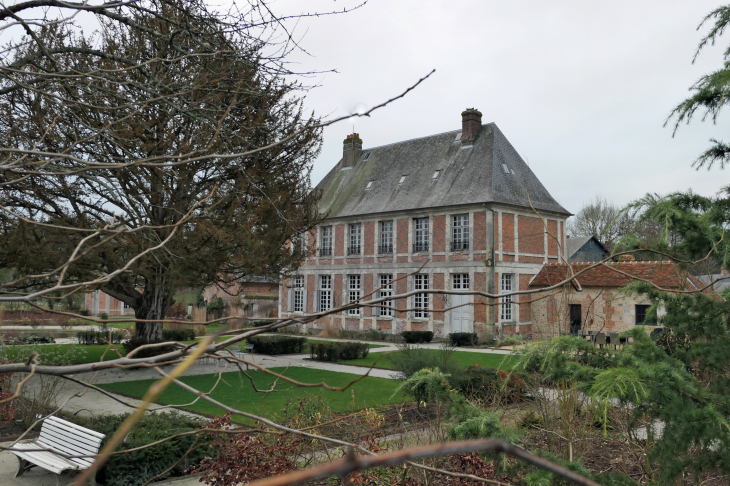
[319,275,332,312]
[378,274,394,317]
[500,274,513,321]
[452,214,470,251]
[379,221,394,253]
[348,275,361,315]
[320,226,333,256]
[348,223,362,255]
[635,305,650,325]
[414,274,429,318]
[293,276,304,313]
[414,217,429,252]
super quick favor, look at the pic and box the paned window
[320,226,333,256]
[414,274,429,318]
[500,274,513,321]
[348,223,362,255]
[635,305,650,325]
[378,274,394,317]
[379,221,393,253]
[348,275,361,315]
[452,214,470,251]
[293,276,304,313]
[319,275,332,312]
[452,273,470,290]
[414,217,429,252]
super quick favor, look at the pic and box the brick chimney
[461,108,482,143]
[342,133,362,168]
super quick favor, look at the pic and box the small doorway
[451,274,471,333]
[569,304,582,335]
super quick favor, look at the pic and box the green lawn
[344,349,518,370]
[99,367,407,421]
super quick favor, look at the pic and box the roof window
[687,277,698,289]
[399,175,407,185]
[366,181,374,190]
[454,132,462,142]
[510,168,515,174]
[501,164,510,174]
[432,170,441,180]
[363,152,371,161]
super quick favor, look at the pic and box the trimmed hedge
[248,335,306,355]
[77,330,125,345]
[162,328,196,341]
[2,335,54,345]
[449,332,478,347]
[310,341,369,362]
[401,331,434,343]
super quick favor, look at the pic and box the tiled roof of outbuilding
[529,261,703,290]
[316,124,570,218]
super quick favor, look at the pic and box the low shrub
[161,327,196,341]
[449,332,478,347]
[390,344,466,389]
[122,338,178,358]
[363,328,389,341]
[68,412,215,486]
[310,342,369,362]
[77,330,125,345]
[2,335,54,345]
[99,312,108,320]
[247,335,306,355]
[459,365,527,404]
[401,330,434,343]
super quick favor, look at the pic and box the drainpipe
[485,204,497,339]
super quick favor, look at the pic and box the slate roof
[317,124,570,218]
[529,261,703,290]
[696,274,730,292]
[565,236,609,261]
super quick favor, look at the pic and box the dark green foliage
[99,312,108,320]
[2,335,54,345]
[247,335,306,355]
[459,365,527,404]
[122,338,178,358]
[389,344,466,390]
[68,412,214,486]
[448,332,478,347]
[161,328,196,341]
[310,342,369,362]
[207,297,226,319]
[401,330,433,343]
[77,330,125,345]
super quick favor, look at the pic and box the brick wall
[474,272,487,324]
[494,273,499,323]
[306,275,315,313]
[433,215,446,252]
[335,224,344,257]
[364,222,375,256]
[519,274,531,322]
[518,216,544,254]
[396,272,407,318]
[397,218,409,254]
[474,211,487,251]
[502,213,515,252]
[363,273,373,317]
[334,274,343,309]
[308,228,317,257]
[433,273,445,321]
[547,220,558,256]
[281,277,289,312]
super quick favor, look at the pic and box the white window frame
[500,273,513,321]
[452,273,470,290]
[414,217,429,252]
[379,220,394,253]
[348,223,362,255]
[318,275,332,313]
[348,275,361,316]
[414,274,429,318]
[378,274,394,317]
[293,276,305,313]
[320,226,333,256]
[452,214,470,251]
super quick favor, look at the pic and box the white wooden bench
[12,416,105,486]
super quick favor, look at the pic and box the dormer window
[399,175,407,185]
[454,132,462,142]
[501,164,510,174]
[363,152,371,161]
[366,181,374,190]
[432,170,441,180]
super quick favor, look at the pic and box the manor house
[279,108,571,338]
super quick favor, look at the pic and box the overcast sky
[277,0,730,215]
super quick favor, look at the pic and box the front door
[451,274,472,333]
[570,304,582,335]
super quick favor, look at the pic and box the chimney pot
[342,133,363,168]
[461,108,482,143]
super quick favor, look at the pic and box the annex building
[279,109,571,338]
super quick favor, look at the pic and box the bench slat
[40,424,102,452]
[43,416,106,439]
[36,438,95,468]
[13,443,82,474]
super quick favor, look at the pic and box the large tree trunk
[133,269,173,343]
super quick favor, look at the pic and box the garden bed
[343,349,519,370]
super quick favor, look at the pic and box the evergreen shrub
[310,342,369,362]
[449,332,478,347]
[459,364,527,403]
[162,328,196,341]
[77,330,125,345]
[247,335,306,355]
[401,330,433,343]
